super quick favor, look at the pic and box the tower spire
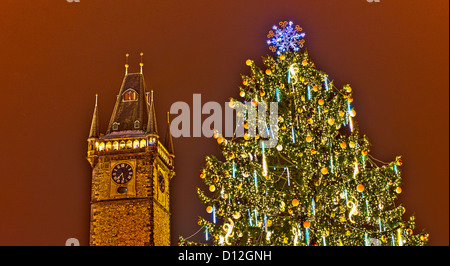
[146,89,158,135]
[125,53,129,75]
[165,111,174,155]
[140,52,144,74]
[89,94,100,138]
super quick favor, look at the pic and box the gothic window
[123,89,138,102]
[99,142,105,151]
[105,142,112,151]
[133,140,139,148]
[119,141,126,149]
[134,120,141,129]
[113,141,119,150]
[112,122,119,131]
[140,139,146,148]
[126,140,133,149]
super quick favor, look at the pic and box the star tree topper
[267,21,306,55]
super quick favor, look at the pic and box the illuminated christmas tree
[180,21,428,246]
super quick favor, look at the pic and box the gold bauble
[245,59,252,66]
[209,185,216,192]
[265,69,272,75]
[292,199,299,206]
[357,184,365,193]
[206,206,213,213]
[303,221,311,228]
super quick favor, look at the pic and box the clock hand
[118,172,124,183]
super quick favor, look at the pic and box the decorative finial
[167,111,170,123]
[151,89,154,101]
[140,52,144,74]
[95,94,98,106]
[267,21,305,55]
[125,53,129,75]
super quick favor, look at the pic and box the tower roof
[164,112,174,155]
[88,94,99,138]
[146,90,158,135]
[105,73,149,135]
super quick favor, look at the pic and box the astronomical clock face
[112,163,133,184]
[158,170,165,192]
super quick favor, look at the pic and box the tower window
[126,140,133,149]
[140,139,146,148]
[120,141,126,149]
[133,140,140,149]
[123,89,138,102]
[113,141,119,150]
[134,120,141,129]
[112,122,119,131]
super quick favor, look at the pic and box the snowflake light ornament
[267,21,306,55]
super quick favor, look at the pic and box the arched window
[123,89,138,102]
[133,140,140,149]
[126,140,133,149]
[140,139,146,148]
[119,141,126,149]
[99,142,105,151]
[105,142,112,151]
[134,120,141,129]
[113,141,119,150]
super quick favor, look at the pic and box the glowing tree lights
[180,21,428,246]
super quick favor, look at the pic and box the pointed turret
[146,90,158,135]
[89,94,100,139]
[164,112,174,155]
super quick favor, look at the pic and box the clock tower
[87,54,175,246]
